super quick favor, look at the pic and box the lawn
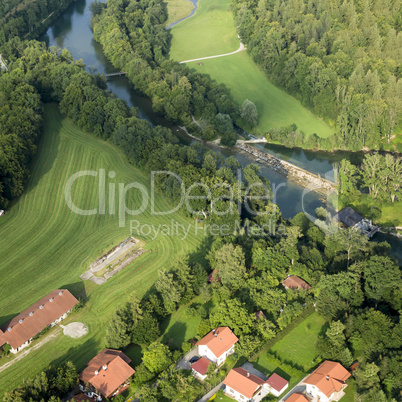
[160,298,204,349]
[165,0,194,27]
[189,52,334,138]
[169,0,335,138]
[252,312,327,394]
[270,312,327,370]
[169,0,239,61]
[0,104,204,397]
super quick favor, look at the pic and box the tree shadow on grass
[49,338,99,373]
[188,235,214,267]
[24,104,62,196]
[61,281,88,301]
[122,344,143,367]
[161,321,187,351]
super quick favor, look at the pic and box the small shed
[282,275,311,291]
[0,210,5,217]
[266,373,289,397]
[191,356,211,381]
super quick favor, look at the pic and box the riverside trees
[91,0,239,141]
[336,153,402,215]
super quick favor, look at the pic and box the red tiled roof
[266,373,289,392]
[282,276,311,290]
[197,327,238,358]
[304,360,350,397]
[80,349,135,398]
[224,368,265,399]
[255,310,266,319]
[208,269,221,283]
[191,356,210,375]
[286,392,310,402]
[0,290,78,350]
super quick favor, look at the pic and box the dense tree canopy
[233,0,402,150]
[0,70,42,208]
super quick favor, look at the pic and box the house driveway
[241,362,268,380]
[176,347,199,370]
[278,380,308,401]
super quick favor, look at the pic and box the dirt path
[0,328,61,374]
[179,41,245,64]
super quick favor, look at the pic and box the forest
[233,0,402,151]
[0,72,42,209]
[0,0,77,43]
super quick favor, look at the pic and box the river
[38,0,401,262]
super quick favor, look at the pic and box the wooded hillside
[233,0,402,151]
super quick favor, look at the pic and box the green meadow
[169,0,239,61]
[0,104,203,396]
[169,0,334,138]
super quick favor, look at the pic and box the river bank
[236,143,336,196]
[37,0,402,264]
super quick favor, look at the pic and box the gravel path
[179,41,245,64]
[0,328,61,374]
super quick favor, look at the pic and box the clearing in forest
[169,0,334,138]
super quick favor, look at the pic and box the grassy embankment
[169,0,334,139]
[164,0,194,27]
[0,104,204,397]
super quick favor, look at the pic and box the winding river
[38,0,401,262]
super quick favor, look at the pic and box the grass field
[160,298,203,349]
[169,0,335,138]
[269,313,326,370]
[190,52,334,138]
[165,0,194,27]
[252,313,327,391]
[169,0,239,61]
[0,104,204,397]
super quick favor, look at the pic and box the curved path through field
[0,328,61,374]
[179,41,245,64]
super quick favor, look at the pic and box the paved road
[179,42,245,64]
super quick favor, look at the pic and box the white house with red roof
[0,289,78,354]
[196,327,238,365]
[191,356,211,381]
[79,349,135,400]
[224,367,267,401]
[302,360,351,402]
[223,367,289,402]
[266,372,289,397]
